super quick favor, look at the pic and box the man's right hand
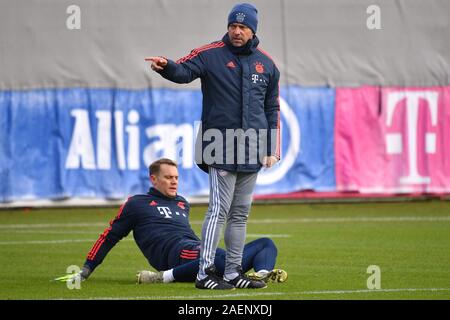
[53,266,91,283]
[145,56,168,72]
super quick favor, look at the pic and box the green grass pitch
[0,200,449,300]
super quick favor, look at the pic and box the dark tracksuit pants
[172,237,278,282]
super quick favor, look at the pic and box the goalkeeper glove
[53,266,91,282]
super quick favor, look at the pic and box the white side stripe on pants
[202,167,220,272]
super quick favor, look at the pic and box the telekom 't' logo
[385,91,439,185]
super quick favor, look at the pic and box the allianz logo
[65,98,300,185]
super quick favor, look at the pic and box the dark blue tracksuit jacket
[84,188,200,272]
[158,34,281,173]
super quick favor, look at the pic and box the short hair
[149,158,178,176]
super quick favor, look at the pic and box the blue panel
[0,86,336,202]
[254,86,336,194]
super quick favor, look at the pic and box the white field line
[0,234,289,245]
[3,230,291,238]
[55,288,450,300]
[0,222,107,229]
[0,238,133,245]
[9,230,103,234]
[1,216,450,230]
[246,216,450,224]
[0,216,447,245]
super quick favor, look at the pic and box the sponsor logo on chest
[251,74,267,85]
[251,62,267,84]
[156,206,187,219]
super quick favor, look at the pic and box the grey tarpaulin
[0,0,449,90]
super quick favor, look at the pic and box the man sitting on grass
[55,158,287,289]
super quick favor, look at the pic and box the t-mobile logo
[385,91,439,185]
[157,206,173,219]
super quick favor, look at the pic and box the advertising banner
[0,86,336,202]
[335,86,450,193]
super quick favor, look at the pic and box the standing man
[146,3,280,290]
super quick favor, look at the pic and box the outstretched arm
[82,200,136,276]
[53,201,135,283]
[145,49,206,84]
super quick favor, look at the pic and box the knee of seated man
[259,237,278,254]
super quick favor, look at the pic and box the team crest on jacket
[177,201,185,209]
[254,62,264,73]
[149,200,158,206]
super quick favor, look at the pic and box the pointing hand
[145,56,168,71]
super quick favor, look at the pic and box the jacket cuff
[158,59,176,76]
[83,260,97,273]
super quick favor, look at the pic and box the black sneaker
[226,271,267,289]
[195,267,235,290]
